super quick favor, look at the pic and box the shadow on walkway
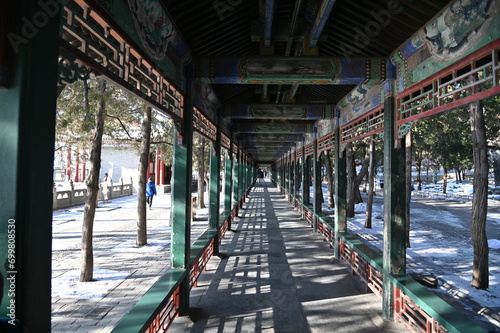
[170,180,407,333]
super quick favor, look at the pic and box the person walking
[146,177,157,210]
[102,173,110,203]
[257,169,264,184]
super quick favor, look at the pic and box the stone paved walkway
[51,192,208,332]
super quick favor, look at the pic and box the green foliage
[55,76,174,166]
[413,108,473,172]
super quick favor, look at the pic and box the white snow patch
[52,268,131,299]
[110,239,169,252]
[488,239,500,249]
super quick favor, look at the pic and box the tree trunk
[365,137,376,228]
[469,99,489,289]
[405,132,412,248]
[137,105,152,246]
[442,167,448,194]
[80,78,106,282]
[416,156,422,191]
[198,137,206,209]
[492,152,500,186]
[346,142,369,217]
[324,150,335,208]
[346,142,356,217]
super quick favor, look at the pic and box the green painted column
[224,150,233,227]
[301,142,307,217]
[232,148,239,212]
[293,146,300,200]
[288,152,293,196]
[382,79,407,320]
[0,2,60,330]
[209,131,221,253]
[171,79,194,315]
[334,114,347,259]
[313,130,321,232]
[281,158,286,192]
[303,156,310,206]
[238,152,243,207]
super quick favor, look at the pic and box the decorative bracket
[397,121,414,139]
[58,56,93,85]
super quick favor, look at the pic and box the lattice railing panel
[394,287,447,333]
[304,143,315,156]
[61,0,182,120]
[221,133,230,150]
[296,149,303,160]
[318,132,335,152]
[193,108,217,142]
[397,44,500,126]
[146,285,181,333]
[340,107,384,144]
[189,239,214,290]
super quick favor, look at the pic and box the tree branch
[106,114,137,141]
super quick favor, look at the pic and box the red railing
[146,286,181,333]
[316,220,334,248]
[189,239,215,289]
[394,286,447,333]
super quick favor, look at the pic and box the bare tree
[324,150,334,208]
[365,137,376,228]
[137,105,152,246]
[346,142,369,217]
[469,99,489,290]
[80,78,106,282]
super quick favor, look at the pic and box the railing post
[53,182,58,210]
[69,179,74,206]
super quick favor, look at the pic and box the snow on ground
[311,179,500,327]
[340,200,500,326]
[52,269,131,299]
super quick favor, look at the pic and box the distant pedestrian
[102,173,110,203]
[257,169,264,183]
[146,177,157,210]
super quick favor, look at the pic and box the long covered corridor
[1,0,499,332]
[169,179,406,333]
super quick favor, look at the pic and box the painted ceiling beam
[308,0,337,47]
[191,56,386,85]
[226,104,333,120]
[234,121,313,134]
[238,133,304,142]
